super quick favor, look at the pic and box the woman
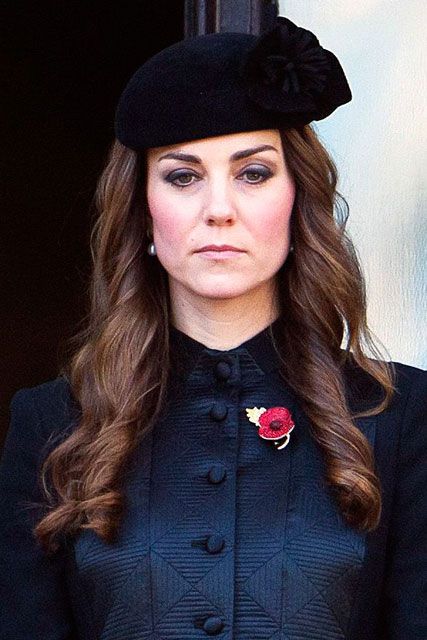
[0,16,426,640]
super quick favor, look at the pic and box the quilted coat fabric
[0,321,426,639]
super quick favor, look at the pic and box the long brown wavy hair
[34,125,395,554]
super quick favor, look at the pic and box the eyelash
[165,167,273,189]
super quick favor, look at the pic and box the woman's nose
[201,179,237,226]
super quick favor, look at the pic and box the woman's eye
[239,167,273,184]
[165,166,273,188]
[166,172,198,188]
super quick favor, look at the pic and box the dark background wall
[1,1,185,444]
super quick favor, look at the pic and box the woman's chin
[169,272,273,302]
[188,279,259,301]
[197,290,246,300]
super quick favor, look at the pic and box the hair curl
[33,126,395,554]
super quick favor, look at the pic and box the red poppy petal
[259,406,294,432]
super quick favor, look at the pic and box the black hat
[114,16,352,150]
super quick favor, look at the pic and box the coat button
[215,361,231,380]
[205,534,225,554]
[207,464,227,484]
[209,401,228,421]
[203,615,224,635]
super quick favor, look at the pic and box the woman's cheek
[148,193,185,246]
[251,200,293,242]
[156,215,182,246]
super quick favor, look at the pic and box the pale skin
[145,128,296,350]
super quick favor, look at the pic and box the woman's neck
[169,280,280,350]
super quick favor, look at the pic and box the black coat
[0,323,426,639]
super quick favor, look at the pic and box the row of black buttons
[208,362,230,485]
[196,361,231,635]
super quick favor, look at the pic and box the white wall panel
[279,0,426,368]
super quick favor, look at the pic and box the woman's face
[146,129,295,302]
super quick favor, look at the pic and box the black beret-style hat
[114,16,352,150]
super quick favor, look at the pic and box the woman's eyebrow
[157,144,278,164]
[231,145,279,161]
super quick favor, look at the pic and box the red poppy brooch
[245,406,295,450]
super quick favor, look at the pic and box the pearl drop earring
[147,241,157,256]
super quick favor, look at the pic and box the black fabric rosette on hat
[114,16,352,151]
[239,16,352,121]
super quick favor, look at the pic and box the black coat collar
[169,317,283,377]
[168,319,385,413]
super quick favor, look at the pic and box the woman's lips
[195,245,246,259]
[197,250,245,259]
[196,245,244,252]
